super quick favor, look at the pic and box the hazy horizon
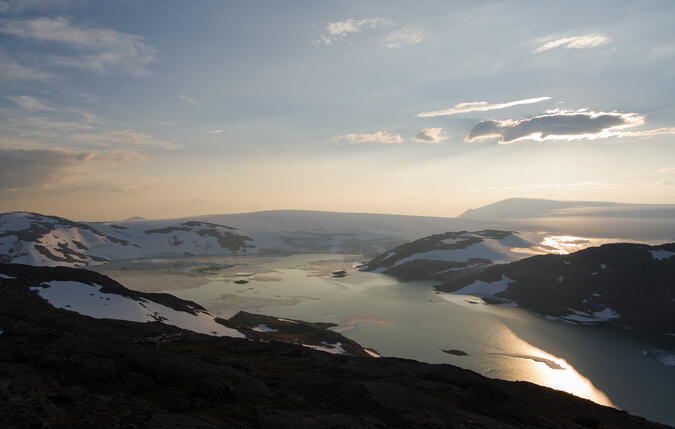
[2,1,675,220]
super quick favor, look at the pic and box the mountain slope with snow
[436,242,675,335]
[0,212,253,267]
[362,230,538,281]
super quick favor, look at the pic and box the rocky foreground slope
[0,266,668,428]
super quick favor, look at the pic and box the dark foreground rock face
[0,271,669,428]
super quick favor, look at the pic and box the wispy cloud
[534,34,612,54]
[178,94,198,105]
[334,131,403,144]
[382,27,424,48]
[314,18,391,46]
[0,17,157,75]
[7,95,54,111]
[0,51,54,81]
[416,96,551,118]
[658,167,675,174]
[464,110,668,143]
[413,128,447,143]
[208,129,223,134]
[150,119,175,127]
[72,130,181,150]
[0,0,72,13]
[0,147,142,191]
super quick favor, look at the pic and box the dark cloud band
[466,111,643,143]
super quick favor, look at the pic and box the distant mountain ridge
[0,212,253,267]
[459,198,675,219]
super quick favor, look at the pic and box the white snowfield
[451,275,515,296]
[0,212,253,268]
[31,280,244,338]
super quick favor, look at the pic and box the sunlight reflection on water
[491,325,614,407]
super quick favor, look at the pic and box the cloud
[72,130,181,150]
[0,0,72,13]
[7,95,54,111]
[150,119,175,126]
[615,127,675,138]
[0,51,54,81]
[178,94,198,105]
[208,129,223,134]
[382,27,424,48]
[413,128,447,143]
[314,18,391,46]
[0,147,142,190]
[465,110,661,143]
[658,167,675,174]
[417,97,551,118]
[334,131,403,144]
[0,17,157,75]
[534,34,612,54]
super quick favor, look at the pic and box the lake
[94,252,675,425]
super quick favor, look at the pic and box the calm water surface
[95,253,675,425]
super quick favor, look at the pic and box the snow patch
[364,348,381,358]
[650,249,675,261]
[437,263,481,274]
[642,349,675,366]
[557,275,564,283]
[563,260,570,265]
[452,275,514,296]
[600,264,607,270]
[0,273,15,279]
[440,237,470,245]
[252,324,278,333]
[562,307,620,323]
[302,341,346,355]
[381,251,396,260]
[32,281,244,338]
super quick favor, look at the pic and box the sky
[1,0,674,221]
